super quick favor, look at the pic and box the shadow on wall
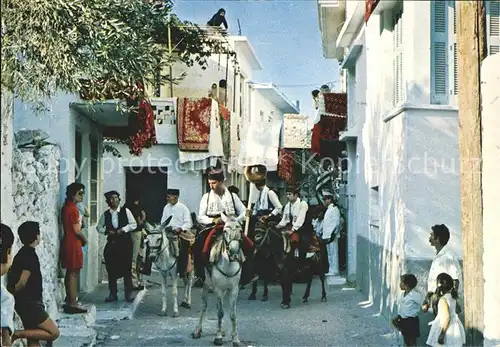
[356,77,461,335]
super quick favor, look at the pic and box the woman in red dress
[61,183,88,314]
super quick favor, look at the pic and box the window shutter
[393,8,404,105]
[448,1,458,104]
[487,0,500,55]
[431,0,448,104]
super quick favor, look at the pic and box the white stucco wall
[102,143,203,215]
[13,94,104,293]
[344,3,462,324]
[482,53,500,347]
[402,108,461,260]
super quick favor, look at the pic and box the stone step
[54,326,97,347]
[57,304,96,328]
[327,275,347,286]
[94,288,147,322]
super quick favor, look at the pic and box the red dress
[61,202,83,270]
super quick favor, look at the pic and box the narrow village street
[91,272,396,347]
[2,1,500,347]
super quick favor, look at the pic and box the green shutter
[448,1,458,102]
[431,0,448,104]
[487,0,500,55]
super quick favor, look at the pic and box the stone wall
[11,137,63,320]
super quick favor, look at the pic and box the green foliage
[1,0,234,104]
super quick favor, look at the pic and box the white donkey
[192,217,245,347]
[144,219,194,317]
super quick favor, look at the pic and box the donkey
[252,221,294,308]
[144,220,194,317]
[295,211,328,304]
[191,218,245,347]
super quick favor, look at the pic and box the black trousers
[104,235,133,296]
[107,266,133,297]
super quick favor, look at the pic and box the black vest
[104,208,129,232]
[255,189,275,216]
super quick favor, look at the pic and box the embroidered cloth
[177,97,212,151]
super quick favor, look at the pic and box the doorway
[125,167,168,224]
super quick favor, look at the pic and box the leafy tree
[1,0,232,103]
[0,0,235,222]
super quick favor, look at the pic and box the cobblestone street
[93,273,396,347]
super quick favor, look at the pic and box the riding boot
[139,248,153,275]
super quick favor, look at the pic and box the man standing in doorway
[124,191,147,291]
[161,188,193,277]
[97,191,137,302]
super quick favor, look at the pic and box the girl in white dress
[426,272,466,346]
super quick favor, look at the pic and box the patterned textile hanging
[278,148,295,184]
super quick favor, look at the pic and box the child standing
[1,224,18,347]
[392,274,421,346]
[426,272,465,347]
[7,221,60,346]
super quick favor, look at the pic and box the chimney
[296,100,300,111]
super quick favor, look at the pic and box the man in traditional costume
[97,191,138,302]
[160,188,193,277]
[320,191,341,276]
[248,179,283,239]
[197,167,257,285]
[276,186,309,256]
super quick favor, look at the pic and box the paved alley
[93,273,396,347]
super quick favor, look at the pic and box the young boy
[1,223,16,347]
[392,274,422,346]
[7,221,60,346]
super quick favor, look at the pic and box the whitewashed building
[317,0,499,337]
[101,35,263,220]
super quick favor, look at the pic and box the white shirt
[427,245,463,294]
[398,289,422,318]
[252,186,282,216]
[161,202,192,230]
[322,204,341,240]
[198,189,246,225]
[96,206,137,234]
[1,281,14,335]
[276,198,309,231]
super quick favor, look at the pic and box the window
[75,129,82,182]
[89,136,99,224]
[487,0,500,55]
[369,186,380,227]
[431,0,499,105]
[392,6,404,105]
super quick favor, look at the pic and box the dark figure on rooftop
[207,8,228,30]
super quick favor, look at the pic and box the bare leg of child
[12,318,60,345]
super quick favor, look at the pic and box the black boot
[139,256,153,275]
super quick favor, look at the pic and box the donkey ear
[161,216,172,230]
[144,222,153,233]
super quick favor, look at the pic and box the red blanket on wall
[177,97,212,151]
[278,148,295,184]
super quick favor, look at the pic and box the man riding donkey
[247,176,283,240]
[197,166,258,286]
[160,189,195,282]
[275,186,310,260]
